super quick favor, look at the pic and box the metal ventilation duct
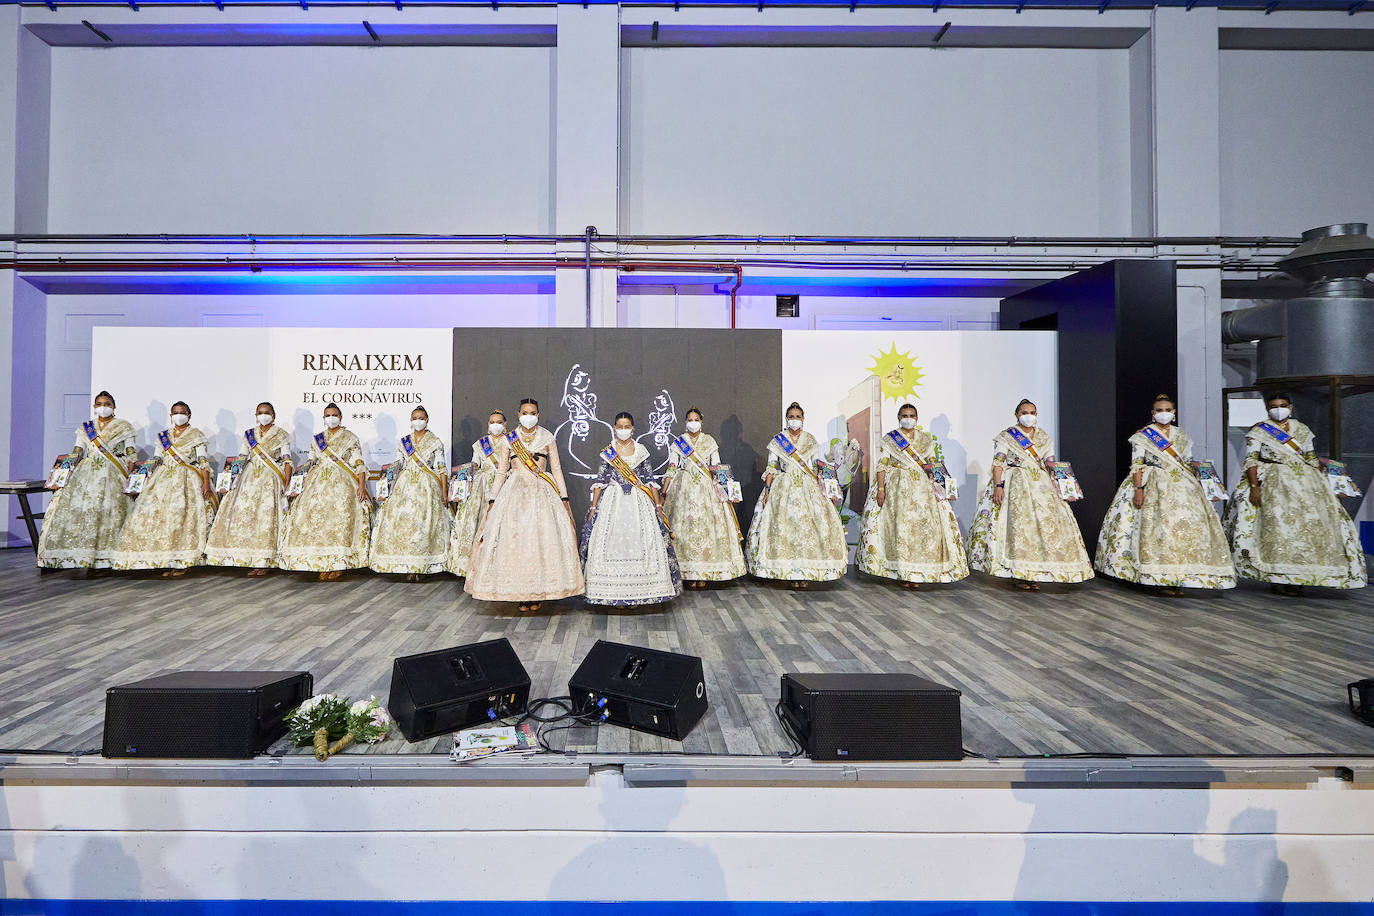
[1221,223,1374,378]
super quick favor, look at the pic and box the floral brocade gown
[110,427,216,571]
[1095,427,1235,589]
[661,433,746,582]
[278,428,373,572]
[746,430,848,582]
[857,428,969,584]
[206,425,292,569]
[465,426,585,602]
[37,419,137,570]
[580,442,682,606]
[369,432,451,575]
[1223,420,1366,589]
[967,426,1093,583]
[446,436,507,578]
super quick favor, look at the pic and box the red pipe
[729,264,743,329]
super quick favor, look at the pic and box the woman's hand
[1249,485,1262,507]
[1132,487,1145,510]
[201,478,215,502]
[875,487,885,509]
[993,486,1004,507]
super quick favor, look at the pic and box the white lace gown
[580,442,682,606]
[36,418,137,569]
[369,432,451,575]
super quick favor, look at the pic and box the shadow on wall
[718,414,762,535]
[930,413,974,536]
[1013,775,1288,907]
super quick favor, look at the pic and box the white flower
[350,696,379,716]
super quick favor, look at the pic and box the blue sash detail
[1140,426,1172,452]
[401,434,415,456]
[505,430,520,446]
[773,432,796,455]
[1257,421,1293,444]
[479,436,494,458]
[314,432,328,452]
[245,428,258,450]
[886,429,910,451]
[674,434,694,457]
[83,420,98,442]
[158,429,172,451]
[600,446,618,465]
[1007,426,1033,451]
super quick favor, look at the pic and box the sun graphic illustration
[867,343,924,403]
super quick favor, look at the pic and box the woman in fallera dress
[110,400,217,578]
[1095,395,1236,595]
[746,401,849,588]
[277,402,372,580]
[1224,392,1366,594]
[660,407,746,588]
[205,401,293,576]
[36,390,136,572]
[581,412,682,606]
[857,403,969,588]
[369,406,451,579]
[465,398,585,611]
[967,398,1093,590]
[446,409,510,578]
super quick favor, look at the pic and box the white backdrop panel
[90,327,453,470]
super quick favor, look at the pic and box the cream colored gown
[110,427,215,570]
[1095,426,1235,589]
[661,432,746,582]
[857,428,969,584]
[36,418,137,569]
[465,426,585,602]
[1224,420,1366,589]
[369,431,451,575]
[278,428,372,572]
[746,430,848,581]
[967,426,1093,583]
[206,424,292,568]
[446,435,507,577]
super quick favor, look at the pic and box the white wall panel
[46,46,554,233]
[622,47,1136,236]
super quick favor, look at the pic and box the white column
[1150,6,1224,456]
[552,3,620,328]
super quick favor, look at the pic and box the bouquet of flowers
[284,693,393,760]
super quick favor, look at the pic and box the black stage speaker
[568,640,707,741]
[779,672,962,761]
[388,638,531,742]
[1350,679,1374,727]
[103,670,312,759]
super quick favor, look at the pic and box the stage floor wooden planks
[1,550,1371,758]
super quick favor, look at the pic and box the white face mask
[489,423,505,436]
[519,414,538,430]
[786,418,803,431]
[171,414,190,427]
[1153,411,1174,425]
[1268,406,1291,422]
[410,419,427,431]
[1018,413,1038,428]
[685,420,702,434]
[323,416,341,429]
[257,413,274,427]
[615,427,634,441]
[899,417,917,430]
[94,405,114,419]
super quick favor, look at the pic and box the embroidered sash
[245,428,289,488]
[1006,426,1045,466]
[772,432,823,484]
[1257,421,1305,456]
[1139,426,1190,471]
[315,432,358,479]
[83,420,128,478]
[884,429,928,473]
[160,429,216,507]
[402,434,444,491]
[602,446,673,538]
[478,435,496,461]
[505,430,562,496]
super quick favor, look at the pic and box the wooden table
[0,480,47,553]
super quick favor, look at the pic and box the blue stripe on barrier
[5,903,1374,915]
